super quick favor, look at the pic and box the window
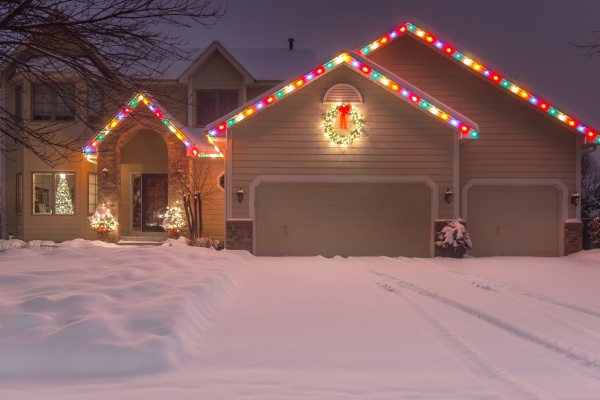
[88,173,97,214]
[196,89,238,127]
[32,172,75,215]
[217,172,225,191]
[88,86,103,123]
[15,85,22,123]
[32,84,75,121]
[16,173,23,215]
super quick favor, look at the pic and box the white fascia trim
[225,130,234,219]
[248,174,439,256]
[462,178,569,256]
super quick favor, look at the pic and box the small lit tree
[88,204,118,241]
[55,174,74,214]
[162,205,186,239]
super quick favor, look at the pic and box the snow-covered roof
[167,42,317,83]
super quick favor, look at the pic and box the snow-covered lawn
[1,239,599,399]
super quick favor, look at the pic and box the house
[0,39,316,243]
[207,22,597,257]
[1,22,595,257]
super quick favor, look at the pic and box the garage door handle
[496,226,500,236]
[284,225,288,236]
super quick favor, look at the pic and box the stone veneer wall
[226,219,253,252]
[564,220,583,256]
[97,118,188,242]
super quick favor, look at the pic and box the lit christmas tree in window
[55,174,74,214]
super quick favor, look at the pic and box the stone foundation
[564,220,583,256]
[226,219,253,252]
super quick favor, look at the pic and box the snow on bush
[589,217,600,246]
[436,219,472,249]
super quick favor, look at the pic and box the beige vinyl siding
[189,51,244,127]
[366,35,578,214]
[230,65,455,219]
[22,149,97,241]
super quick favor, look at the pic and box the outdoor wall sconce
[571,191,580,206]
[444,188,453,204]
[237,188,245,203]
[102,168,109,180]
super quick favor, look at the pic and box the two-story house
[1,40,316,243]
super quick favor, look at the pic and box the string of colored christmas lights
[207,52,479,140]
[357,22,600,144]
[83,93,223,160]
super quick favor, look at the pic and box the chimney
[288,38,294,50]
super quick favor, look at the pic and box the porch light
[571,191,580,206]
[444,188,453,204]
[102,168,109,180]
[237,188,245,203]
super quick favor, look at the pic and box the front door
[141,173,168,232]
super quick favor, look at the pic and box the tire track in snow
[374,279,552,400]
[445,269,600,319]
[369,269,600,371]
[444,270,600,343]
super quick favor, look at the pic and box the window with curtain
[32,84,75,121]
[196,89,238,127]
[32,172,75,215]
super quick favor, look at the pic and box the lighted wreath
[323,104,364,145]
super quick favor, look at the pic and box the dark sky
[188,0,600,130]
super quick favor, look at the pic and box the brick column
[564,220,583,256]
[226,219,253,252]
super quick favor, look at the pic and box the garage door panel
[467,186,560,257]
[255,182,431,257]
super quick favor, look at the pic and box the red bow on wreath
[338,104,350,129]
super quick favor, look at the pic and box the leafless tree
[169,157,221,241]
[0,0,224,166]
[582,147,600,198]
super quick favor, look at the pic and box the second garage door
[467,185,560,257]
[254,182,432,257]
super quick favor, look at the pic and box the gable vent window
[323,83,363,104]
[197,89,239,127]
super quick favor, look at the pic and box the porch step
[117,236,166,246]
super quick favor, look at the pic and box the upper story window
[196,89,238,127]
[32,84,75,121]
[15,85,22,123]
[88,86,103,123]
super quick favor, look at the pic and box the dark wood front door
[141,173,168,232]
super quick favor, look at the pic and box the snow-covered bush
[588,217,600,247]
[436,219,472,250]
[189,237,224,250]
[88,205,118,240]
[161,206,186,239]
[582,197,600,219]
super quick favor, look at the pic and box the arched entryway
[120,130,168,236]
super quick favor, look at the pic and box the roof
[167,42,317,83]
[357,22,600,144]
[83,92,222,162]
[205,51,480,141]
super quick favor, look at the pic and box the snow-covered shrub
[436,219,472,250]
[189,237,224,250]
[88,205,118,240]
[161,206,186,239]
[588,217,600,247]
[582,197,600,219]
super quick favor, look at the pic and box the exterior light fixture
[571,191,580,206]
[102,168,109,180]
[444,188,453,204]
[237,188,245,203]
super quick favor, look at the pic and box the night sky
[186,0,600,130]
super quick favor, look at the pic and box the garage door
[255,182,431,257]
[467,186,560,257]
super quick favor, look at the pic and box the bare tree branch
[1,0,224,166]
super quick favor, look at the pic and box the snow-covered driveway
[1,240,599,399]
